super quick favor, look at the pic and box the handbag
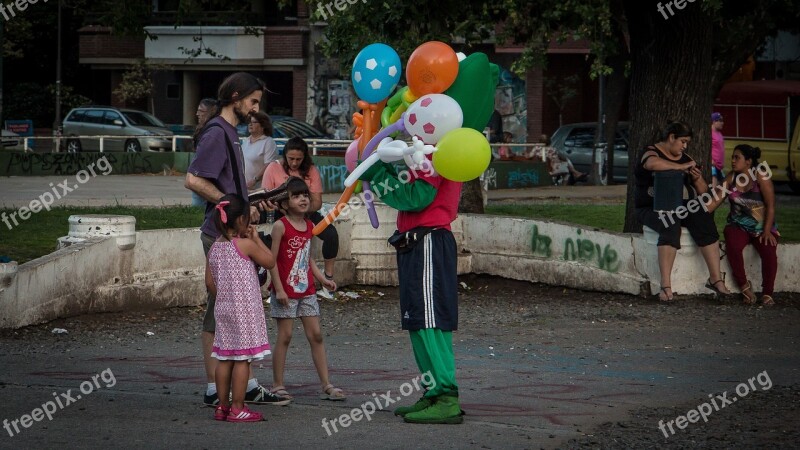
[388,227,436,253]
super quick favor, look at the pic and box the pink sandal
[227,406,264,422]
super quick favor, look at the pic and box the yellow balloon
[432,128,491,182]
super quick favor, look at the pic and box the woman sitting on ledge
[706,144,779,306]
[634,121,730,301]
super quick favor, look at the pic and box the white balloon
[403,94,463,145]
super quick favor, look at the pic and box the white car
[1,129,30,151]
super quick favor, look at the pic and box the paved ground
[1,175,795,210]
[1,175,798,448]
[1,277,798,449]
[0,174,629,209]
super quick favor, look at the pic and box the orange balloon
[406,41,459,96]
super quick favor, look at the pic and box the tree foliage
[112,60,169,113]
[320,0,800,220]
[4,82,90,126]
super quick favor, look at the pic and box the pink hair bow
[216,201,230,224]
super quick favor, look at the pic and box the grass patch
[0,206,204,264]
[486,204,800,243]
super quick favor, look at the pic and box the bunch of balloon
[314,41,498,236]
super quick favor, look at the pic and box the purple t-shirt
[187,116,247,238]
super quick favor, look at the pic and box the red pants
[724,225,779,296]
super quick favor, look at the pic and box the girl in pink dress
[206,194,276,422]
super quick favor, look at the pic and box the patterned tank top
[272,216,315,298]
[727,179,779,236]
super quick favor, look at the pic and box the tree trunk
[602,33,630,186]
[459,178,485,214]
[621,0,716,233]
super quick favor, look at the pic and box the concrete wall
[1,205,797,328]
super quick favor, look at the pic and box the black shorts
[397,229,458,331]
[636,204,719,249]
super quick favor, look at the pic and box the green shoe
[403,395,464,424]
[394,396,434,417]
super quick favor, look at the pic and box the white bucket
[58,215,137,250]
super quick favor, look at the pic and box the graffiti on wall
[317,164,349,193]
[508,168,540,188]
[3,152,158,176]
[495,68,527,144]
[563,229,621,273]
[309,53,357,140]
[530,226,621,273]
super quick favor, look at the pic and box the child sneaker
[227,406,264,423]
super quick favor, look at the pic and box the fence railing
[13,136,549,159]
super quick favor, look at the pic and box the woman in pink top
[262,137,338,299]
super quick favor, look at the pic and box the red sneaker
[227,406,264,422]
[214,405,230,421]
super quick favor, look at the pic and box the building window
[166,84,181,100]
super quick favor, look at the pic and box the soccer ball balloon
[351,43,402,103]
[403,94,463,145]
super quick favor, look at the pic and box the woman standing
[708,145,779,305]
[634,121,730,301]
[262,137,339,299]
[243,112,278,191]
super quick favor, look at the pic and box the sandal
[761,294,775,306]
[657,286,673,302]
[740,281,756,305]
[270,386,293,399]
[705,277,729,297]
[320,383,346,401]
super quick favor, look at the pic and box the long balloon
[343,118,407,187]
[313,100,385,235]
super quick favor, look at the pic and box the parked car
[236,115,331,139]
[2,129,29,151]
[237,115,346,155]
[62,106,174,153]
[550,122,630,184]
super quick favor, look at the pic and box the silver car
[2,129,30,151]
[62,107,174,153]
[550,122,630,184]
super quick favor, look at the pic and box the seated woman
[634,121,730,301]
[526,134,587,185]
[707,144,778,305]
[262,137,338,299]
[497,132,514,159]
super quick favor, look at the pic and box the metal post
[53,0,63,152]
[0,19,4,131]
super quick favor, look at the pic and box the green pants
[409,329,458,398]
